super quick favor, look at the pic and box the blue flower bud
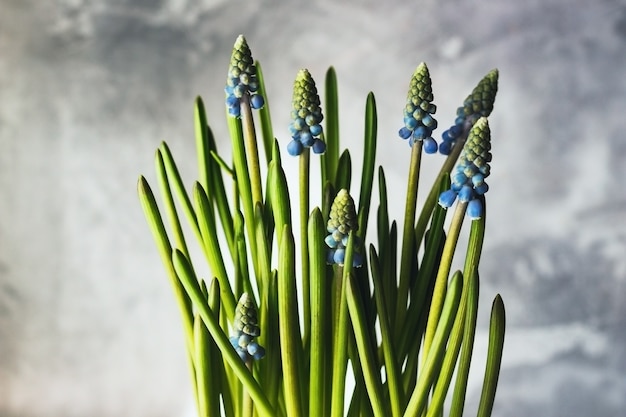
[230,293,265,361]
[325,189,363,267]
[438,117,492,219]
[399,63,438,151]
[439,69,498,155]
[287,69,326,156]
[225,35,265,118]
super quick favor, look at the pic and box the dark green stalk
[330,259,355,417]
[422,202,467,361]
[395,141,423,335]
[240,95,264,207]
[300,148,311,349]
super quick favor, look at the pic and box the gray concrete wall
[1,0,625,416]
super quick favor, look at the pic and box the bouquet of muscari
[139,35,505,417]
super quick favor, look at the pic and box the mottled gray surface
[1,0,626,416]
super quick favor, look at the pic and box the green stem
[240,95,264,208]
[242,359,254,417]
[414,133,467,246]
[422,202,467,363]
[330,263,352,417]
[300,148,311,350]
[395,141,423,335]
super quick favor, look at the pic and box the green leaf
[369,246,403,417]
[308,208,331,417]
[448,266,479,417]
[173,249,275,417]
[277,226,305,417]
[357,92,377,241]
[193,182,237,318]
[322,66,340,188]
[476,295,506,417]
[403,271,463,417]
[194,279,221,417]
[254,60,275,166]
[335,149,352,193]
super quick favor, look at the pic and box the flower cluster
[438,117,492,219]
[287,69,326,156]
[229,292,265,361]
[325,189,363,267]
[398,63,438,153]
[439,69,498,155]
[225,35,265,118]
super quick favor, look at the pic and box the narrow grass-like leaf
[194,279,221,417]
[193,182,236,318]
[173,249,275,417]
[422,202,467,360]
[137,176,196,397]
[346,270,386,417]
[254,202,271,296]
[254,60,274,165]
[357,92,377,240]
[159,142,201,240]
[278,226,305,417]
[403,271,463,417]
[228,114,259,278]
[369,246,403,417]
[476,295,505,417]
[269,158,292,247]
[308,208,330,417]
[195,97,211,194]
[206,126,235,257]
[335,149,352,193]
[449,266,479,417]
[427,267,477,417]
[322,66,340,188]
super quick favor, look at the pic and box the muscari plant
[138,34,505,417]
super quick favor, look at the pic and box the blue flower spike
[398,62,438,153]
[439,69,498,155]
[325,189,363,267]
[229,292,266,361]
[287,69,325,156]
[225,35,265,118]
[438,117,492,220]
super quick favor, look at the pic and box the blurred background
[2,0,626,416]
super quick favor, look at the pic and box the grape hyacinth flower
[287,69,326,156]
[225,35,265,118]
[438,117,492,220]
[325,189,363,267]
[398,62,438,153]
[229,292,266,361]
[439,69,498,155]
